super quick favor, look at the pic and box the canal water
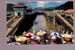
[31,15,48,31]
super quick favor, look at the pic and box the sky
[6,0,71,9]
[25,1,67,9]
[6,0,70,3]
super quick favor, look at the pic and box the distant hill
[55,1,73,10]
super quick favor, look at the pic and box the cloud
[7,0,69,3]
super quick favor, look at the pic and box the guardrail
[7,16,23,36]
[56,13,73,31]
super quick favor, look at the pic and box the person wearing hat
[50,31,62,44]
[15,35,27,45]
[25,32,35,44]
[61,31,73,44]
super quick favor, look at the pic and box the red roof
[65,9,74,13]
[15,3,24,7]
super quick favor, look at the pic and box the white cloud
[37,1,45,7]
